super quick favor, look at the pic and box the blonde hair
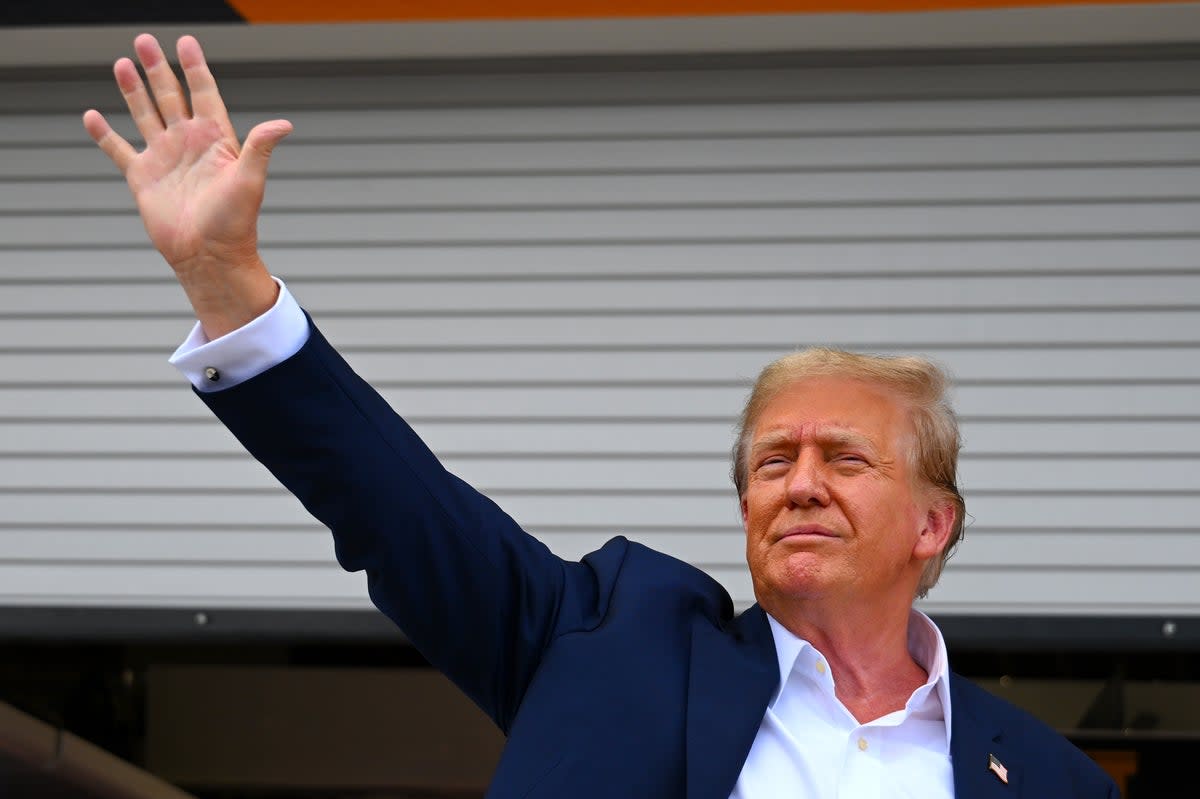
[731,348,965,598]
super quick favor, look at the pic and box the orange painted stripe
[226,0,1189,24]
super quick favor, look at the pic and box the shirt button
[204,367,221,382]
[858,737,869,752]
[815,661,827,675]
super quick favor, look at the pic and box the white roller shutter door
[1,53,1197,623]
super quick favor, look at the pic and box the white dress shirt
[730,609,954,799]
[169,283,956,798]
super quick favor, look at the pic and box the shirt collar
[908,608,953,748]
[765,608,953,746]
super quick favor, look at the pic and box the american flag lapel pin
[988,753,1009,785]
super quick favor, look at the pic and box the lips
[777,524,838,542]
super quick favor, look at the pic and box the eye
[757,455,790,471]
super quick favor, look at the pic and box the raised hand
[83,34,291,338]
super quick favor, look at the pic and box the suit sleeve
[197,317,623,731]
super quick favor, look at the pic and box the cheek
[845,480,910,514]
[743,505,778,564]
[743,505,768,544]
[740,489,769,528]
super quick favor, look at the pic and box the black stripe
[0,0,244,25]
[0,606,1195,649]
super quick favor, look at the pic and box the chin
[756,559,830,603]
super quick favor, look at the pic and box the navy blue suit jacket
[200,322,1118,799]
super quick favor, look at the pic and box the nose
[785,451,830,507]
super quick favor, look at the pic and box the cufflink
[204,367,221,382]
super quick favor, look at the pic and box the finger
[176,35,236,141]
[134,33,189,125]
[114,56,164,142]
[82,109,138,173]
[238,120,294,183]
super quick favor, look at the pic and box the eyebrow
[750,426,879,457]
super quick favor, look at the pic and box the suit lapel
[950,675,1022,799]
[686,614,1024,799]
[686,604,778,799]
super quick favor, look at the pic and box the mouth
[777,524,838,543]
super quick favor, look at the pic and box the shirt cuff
[168,277,310,392]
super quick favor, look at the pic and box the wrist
[174,252,279,339]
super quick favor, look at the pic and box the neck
[765,596,929,723]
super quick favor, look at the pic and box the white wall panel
[6,345,1200,385]
[7,238,1199,280]
[0,422,249,453]
[0,563,364,608]
[11,132,1200,181]
[0,53,1197,627]
[9,167,1200,214]
[11,96,1200,145]
[5,204,1198,249]
[1,454,1197,494]
[7,309,1200,350]
[7,272,1200,316]
[3,528,1198,570]
[4,345,1200,384]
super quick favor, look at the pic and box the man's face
[741,376,951,610]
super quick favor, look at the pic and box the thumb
[238,119,293,182]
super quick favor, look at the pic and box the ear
[913,497,957,562]
[740,496,749,526]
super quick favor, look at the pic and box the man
[83,34,1118,798]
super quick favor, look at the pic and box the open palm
[123,105,261,270]
[83,33,292,334]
